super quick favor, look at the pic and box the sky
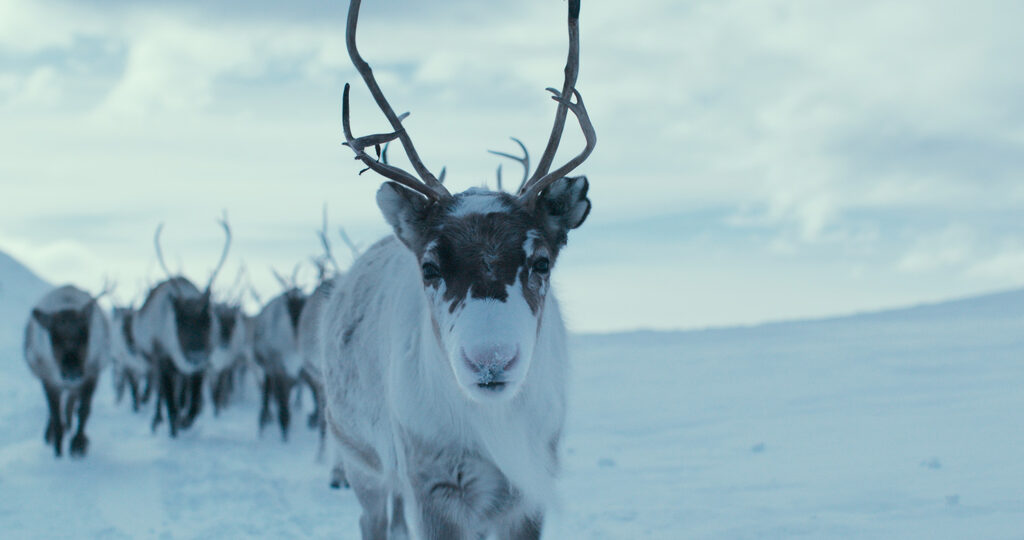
[1,0,1022,333]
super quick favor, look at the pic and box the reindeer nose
[462,344,519,373]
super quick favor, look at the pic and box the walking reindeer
[321,0,595,537]
[24,283,112,457]
[252,268,308,440]
[208,300,249,415]
[298,212,358,487]
[110,305,152,412]
[133,218,232,437]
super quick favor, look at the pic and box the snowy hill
[0,249,51,351]
[0,267,1022,537]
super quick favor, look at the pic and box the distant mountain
[0,250,52,350]
[578,286,1024,348]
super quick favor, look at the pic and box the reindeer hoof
[70,434,88,457]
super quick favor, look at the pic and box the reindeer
[110,305,152,412]
[208,301,249,415]
[252,268,308,440]
[320,0,595,537]
[297,211,358,486]
[134,217,231,437]
[24,284,112,457]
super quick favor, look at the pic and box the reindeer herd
[24,212,354,471]
[22,0,594,537]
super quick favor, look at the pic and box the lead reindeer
[320,0,595,537]
[134,218,231,437]
[24,284,112,457]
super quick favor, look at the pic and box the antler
[488,137,530,193]
[518,0,596,205]
[272,268,291,291]
[317,204,343,276]
[89,276,117,307]
[205,211,232,293]
[153,223,183,294]
[342,0,451,202]
[338,227,361,258]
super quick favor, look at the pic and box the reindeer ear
[377,182,432,250]
[32,309,53,329]
[535,175,591,246]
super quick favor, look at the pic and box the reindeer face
[284,290,307,337]
[211,303,244,368]
[378,179,590,403]
[113,307,137,354]
[33,306,93,381]
[172,295,215,368]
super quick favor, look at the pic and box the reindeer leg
[127,372,140,412]
[301,370,323,429]
[500,515,543,540]
[348,468,388,540]
[258,373,273,434]
[274,376,291,441]
[114,368,126,404]
[63,389,77,429]
[388,493,409,539]
[69,376,97,457]
[42,381,63,457]
[158,357,179,438]
[151,362,164,433]
[140,368,153,404]
[211,371,224,415]
[178,372,203,430]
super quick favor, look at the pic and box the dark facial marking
[214,304,239,345]
[430,212,532,310]
[39,309,91,379]
[172,296,213,359]
[121,311,137,354]
[285,291,306,336]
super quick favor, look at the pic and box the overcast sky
[1,0,1022,332]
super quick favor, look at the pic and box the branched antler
[205,211,232,293]
[342,0,450,202]
[153,223,184,295]
[488,137,530,193]
[338,227,361,259]
[91,276,117,305]
[518,0,596,205]
[340,0,593,205]
[317,204,343,276]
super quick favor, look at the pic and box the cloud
[2,0,1023,330]
[967,243,1024,282]
[897,225,975,273]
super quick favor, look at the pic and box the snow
[1,248,1023,538]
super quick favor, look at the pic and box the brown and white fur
[24,285,110,458]
[133,278,219,437]
[323,0,594,536]
[321,181,590,539]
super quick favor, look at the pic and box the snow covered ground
[1,249,1023,538]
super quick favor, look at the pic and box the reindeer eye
[422,262,441,281]
[532,257,551,274]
